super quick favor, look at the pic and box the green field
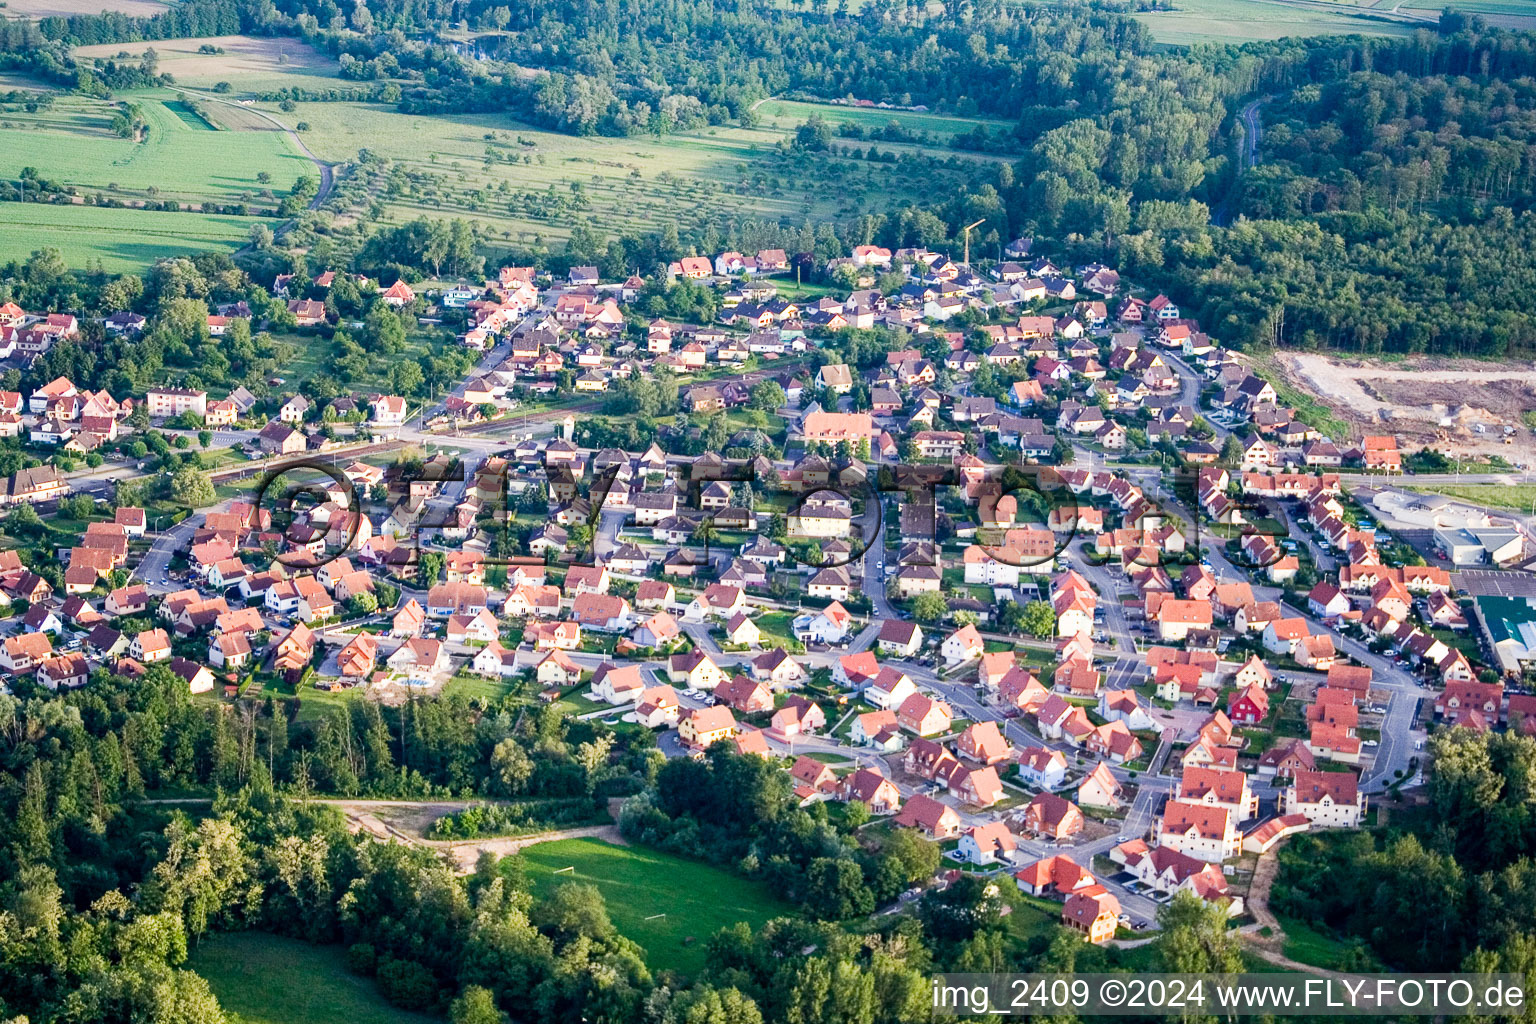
[0,203,275,272]
[0,83,305,269]
[520,838,794,977]
[1133,0,1419,42]
[1408,483,1536,512]
[753,99,1016,142]
[255,98,1001,247]
[164,97,217,130]
[0,90,310,203]
[1403,0,1536,22]
[190,931,438,1024]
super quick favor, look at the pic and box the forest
[1272,728,1536,977]
[0,658,1254,1023]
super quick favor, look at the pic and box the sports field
[190,931,437,1024]
[257,98,1002,246]
[520,838,794,976]
[0,203,273,272]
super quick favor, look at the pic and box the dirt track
[336,798,627,874]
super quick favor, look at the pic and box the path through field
[197,90,335,212]
[143,793,626,872]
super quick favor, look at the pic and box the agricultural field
[74,34,342,93]
[519,838,794,977]
[0,203,274,272]
[1133,0,1419,43]
[0,72,49,92]
[259,98,1007,249]
[190,931,437,1024]
[752,98,1016,143]
[0,88,309,202]
[3,0,167,14]
[0,87,305,267]
[1403,0,1536,27]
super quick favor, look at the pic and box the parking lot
[1453,570,1536,598]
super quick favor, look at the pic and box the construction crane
[960,219,985,267]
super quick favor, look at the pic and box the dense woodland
[1273,728,1536,980]
[0,662,1259,1023]
[3,3,1536,1016]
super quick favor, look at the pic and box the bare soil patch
[74,34,335,79]
[1277,352,1536,460]
[7,0,166,15]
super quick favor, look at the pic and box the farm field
[519,838,794,977]
[190,931,438,1024]
[1403,0,1536,27]
[752,98,1016,142]
[0,86,304,268]
[260,99,1004,248]
[5,0,166,13]
[0,203,274,272]
[74,35,341,93]
[0,72,50,91]
[0,89,310,203]
[1133,0,1418,42]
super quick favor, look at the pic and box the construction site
[1278,352,1536,463]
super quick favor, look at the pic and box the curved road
[1238,96,1267,173]
[189,89,335,214]
[1213,95,1269,226]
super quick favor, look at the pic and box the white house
[941,624,984,667]
[792,602,853,644]
[864,666,916,711]
[1157,800,1240,864]
[955,822,1019,866]
[1015,746,1068,789]
[591,663,647,704]
[1283,770,1365,828]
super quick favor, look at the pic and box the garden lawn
[1004,891,1065,944]
[444,672,518,703]
[519,838,794,977]
[753,610,799,647]
[190,931,437,1024]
